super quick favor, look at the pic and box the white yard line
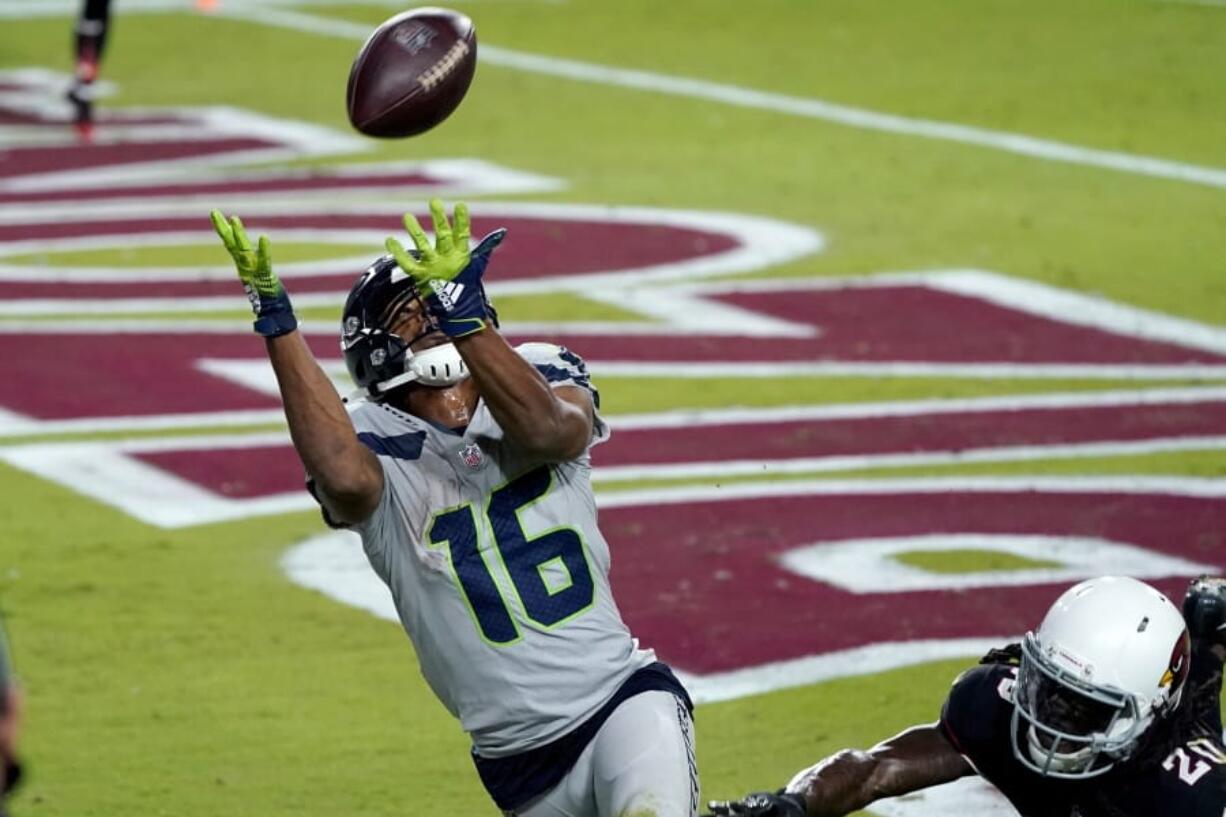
[215,6,1226,191]
[0,0,558,15]
[0,410,287,439]
[607,385,1226,428]
[0,105,368,193]
[10,6,1225,189]
[6,384,1226,440]
[926,270,1226,357]
[590,361,1226,380]
[1152,0,1226,8]
[0,159,566,226]
[781,533,1216,595]
[8,431,1226,526]
[592,436,1226,484]
[673,638,1012,705]
[595,475,1226,508]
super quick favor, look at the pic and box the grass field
[1,1,1225,816]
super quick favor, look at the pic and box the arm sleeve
[514,342,609,447]
[939,665,1005,766]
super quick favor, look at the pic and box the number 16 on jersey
[426,466,596,645]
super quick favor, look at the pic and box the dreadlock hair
[1119,644,1223,771]
[977,641,1224,817]
[978,642,1022,666]
[1087,643,1224,817]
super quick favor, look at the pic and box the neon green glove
[210,209,298,338]
[384,198,506,338]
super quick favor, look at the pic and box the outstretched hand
[384,198,506,338]
[384,198,475,287]
[210,210,298,338]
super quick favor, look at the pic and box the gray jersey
[348,342,655,756]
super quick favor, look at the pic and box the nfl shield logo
[458,442,484,470]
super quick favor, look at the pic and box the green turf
[0,459,976,817]
[0,422,287,446]
[8,4,1226,327]
[1,242,372,268]
[303,1,1226,326]
[893,549,1062,573]
[0,462,473,816]
[3,4,1226,816]
[594,377,1222,414]
[696,655,974,810]
[837,448,1226,480]
[593,447,1226,495]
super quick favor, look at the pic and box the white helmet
[1010,576,1192,779]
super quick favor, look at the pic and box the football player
[210,200,699,817]
[67,0,112,139]
[707,575,1226,817]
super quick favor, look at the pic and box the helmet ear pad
[343,326,411,398]
[342,256,421,398]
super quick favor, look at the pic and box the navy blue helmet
[341,255,497,399]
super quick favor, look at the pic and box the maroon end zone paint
[515,289,1226,365]
[598,491,1224,672]
[0,170,441,205]
[3,284,1225,421]
[0,138,277,181]
[139,444,300,499]
[0,214,736,291]
[130,398,1226,498]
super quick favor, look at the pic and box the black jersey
[938,652,1226,817]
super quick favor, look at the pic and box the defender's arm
[789,724,973,817]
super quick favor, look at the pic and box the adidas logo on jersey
[431,280,465,311]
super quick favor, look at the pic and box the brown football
[346,7,477,139]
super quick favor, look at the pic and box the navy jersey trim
[534,364,601,410]
[357,431,426,460]
[940,716,968,757]
[535,363,591,388]
[472,662,693,810]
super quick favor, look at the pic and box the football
[346,7,478,138]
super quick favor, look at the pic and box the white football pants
[508,691,699,817]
